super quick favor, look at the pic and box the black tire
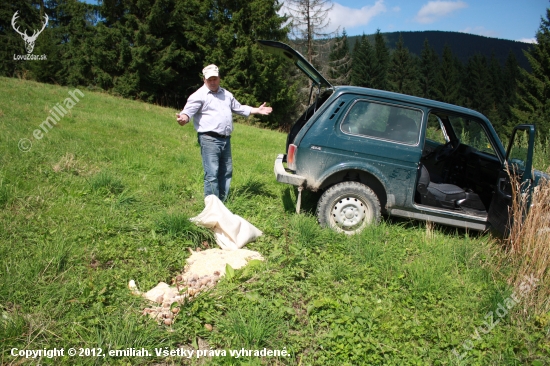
[316,181,381,234]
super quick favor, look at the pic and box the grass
[216,307,282,349]
[155,212,214,244]
[88,171,125,195]
[0,77,549,365]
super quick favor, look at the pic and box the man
[176,64,273,201]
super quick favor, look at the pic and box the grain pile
[130,248,264,325]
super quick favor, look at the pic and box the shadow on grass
[232,179,276,199]
[384,214,487,239]
[282,187,322,215]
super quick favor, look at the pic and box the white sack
[190,195,263,250]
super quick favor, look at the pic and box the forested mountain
[348,31,533,70]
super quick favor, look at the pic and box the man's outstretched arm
[250,102,273,116]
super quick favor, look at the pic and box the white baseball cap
[203,64,219,79]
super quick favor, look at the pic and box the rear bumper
[274,154,306,186]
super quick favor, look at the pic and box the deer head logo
[12,11,49,54]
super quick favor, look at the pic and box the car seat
[416,164,486,215]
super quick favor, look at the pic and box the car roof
[332,85,487,120]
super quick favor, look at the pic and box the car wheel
[316,181,381,234]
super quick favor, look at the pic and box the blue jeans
[198,134,232,201]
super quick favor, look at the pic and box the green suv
[260,40,548,236]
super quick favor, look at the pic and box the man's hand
[176,113,189,126]
[251,102,273,116]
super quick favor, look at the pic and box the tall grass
[532,136,550,171]
[501,134,550,172]
[505,167,550,314]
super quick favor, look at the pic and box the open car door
[487,124,536,237]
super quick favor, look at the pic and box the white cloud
[517,37,537,44]
[460,26,497,38]
[415,1,468,24]
[518,38,537,44]
[327,0,387,33]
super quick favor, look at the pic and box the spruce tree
[350,34,375,88]
[372,29,389,90]
[388,34,419,95]
[350,34,365,86]
[486,53,506,135]
[511,7,550,139]
[500,52,520,137]
[53,0,97,87]
[436,44,461,104]
[464,54,492,115]
[328,29,351,85]
[418,39,439,100]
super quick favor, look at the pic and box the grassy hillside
[0,77,548,365]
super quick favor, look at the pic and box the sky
[303,0,549,43]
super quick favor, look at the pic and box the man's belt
[201,131,230,138]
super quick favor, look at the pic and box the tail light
[287,144,297,171]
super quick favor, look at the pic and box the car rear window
[340,100,422,145]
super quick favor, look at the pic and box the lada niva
[259,40,548,236]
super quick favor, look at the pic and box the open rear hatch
[258,40,334,152]
[257,40,332,88]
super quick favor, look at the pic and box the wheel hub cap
[332,197,366,230]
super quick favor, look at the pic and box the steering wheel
[435,139,460,163]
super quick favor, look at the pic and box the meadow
[0,77,548,365]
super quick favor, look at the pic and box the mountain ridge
[347,30,533,69]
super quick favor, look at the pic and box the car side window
[341,100,422,145]
[507,128,530,172]
[426,114,447,145]
[448,116,497,156]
